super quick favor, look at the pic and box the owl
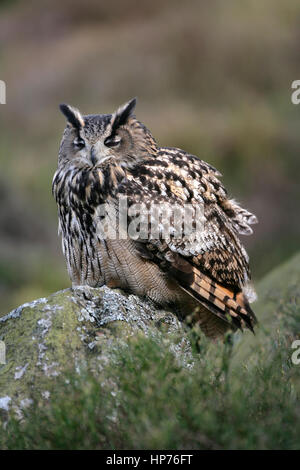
[52,98,258,339]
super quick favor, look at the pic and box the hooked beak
[90,147,97,166]
[90,142,112,166]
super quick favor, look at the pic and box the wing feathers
[170,257,257,333]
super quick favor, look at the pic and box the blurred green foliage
[0,0,299,313]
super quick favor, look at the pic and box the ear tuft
[112,97,137,131]
[59,103,85,129]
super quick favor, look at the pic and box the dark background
[0,0,299,314]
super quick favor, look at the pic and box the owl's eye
[74,137,85,150]
[104,136,121,148]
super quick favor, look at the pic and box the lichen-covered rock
[0,286,192,419]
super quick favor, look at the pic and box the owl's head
[58,98,157,169]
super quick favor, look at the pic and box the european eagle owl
[52,98,258,339]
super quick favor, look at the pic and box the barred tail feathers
[171,260,257,333]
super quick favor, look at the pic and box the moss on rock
[0,286,192,419]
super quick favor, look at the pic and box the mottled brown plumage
[53,98,258,339]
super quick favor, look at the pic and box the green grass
[1,253,300,450]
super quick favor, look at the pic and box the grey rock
[0,286,193,419]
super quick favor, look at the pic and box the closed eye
[104,136,121,148]
[74,137,85,150]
